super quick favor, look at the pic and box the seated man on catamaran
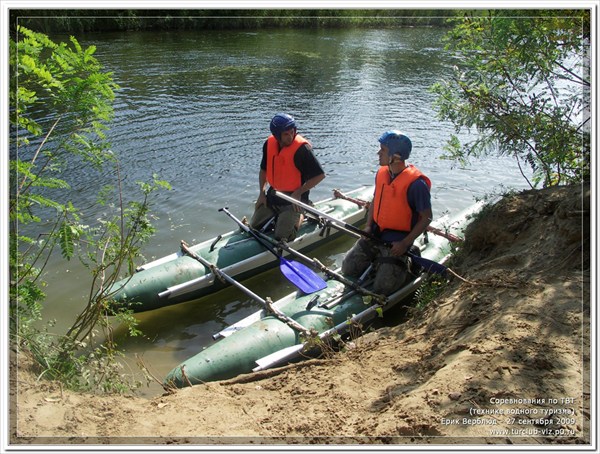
[250,112,326,241]
[341,130,433,295]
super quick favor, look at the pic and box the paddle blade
[408,253,448,276]
[280,259,328,294]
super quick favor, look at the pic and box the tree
[10,27,170,392]
[430,10,590,187]
[10,25,117,334]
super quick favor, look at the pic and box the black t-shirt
[260,139,325,202]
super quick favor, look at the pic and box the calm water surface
[36,27,530,396]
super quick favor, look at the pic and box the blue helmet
[378,130,412,161]
[270,113,297,140]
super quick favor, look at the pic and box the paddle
[180,240,310,335]
[221,210,387,304]
[218,207,327,294]
[274,190,448,275]
[332,189,464,243]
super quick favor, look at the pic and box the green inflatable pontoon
[164,201,483,387]
[109,187,373,313]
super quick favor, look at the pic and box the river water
[35,26,530,395]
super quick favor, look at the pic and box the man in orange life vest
[341,130,432,295]
[250,113,326,241]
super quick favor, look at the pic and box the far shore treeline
[11,10,455,34]
[8,8,580,34]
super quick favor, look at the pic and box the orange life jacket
[265,134,308,192]
[372,164,431,232]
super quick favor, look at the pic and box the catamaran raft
[163,195,481,388]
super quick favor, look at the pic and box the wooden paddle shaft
[274,191,448,275]
[180,240,310,335]
[274,191,371,242]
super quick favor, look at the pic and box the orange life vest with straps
[265,134,309,192]
[372,164,431,232]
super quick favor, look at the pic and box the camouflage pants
[250,203,302,242]
[341,238,409,295]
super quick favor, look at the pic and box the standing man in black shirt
[250,113,326,241]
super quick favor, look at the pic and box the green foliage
[430,11,590,187]
[414,276,448,311]
[10,26,117,304]
[11,27,116,144]
[10,28,169,394]
[58,222,75,260]
[25,328,144,393]
[35,172,169,393]
[67,174,171,342]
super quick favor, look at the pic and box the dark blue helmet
[270,113,297,140]
[378,130,412,161]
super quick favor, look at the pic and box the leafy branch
[10,27,170,393]
[430,11,590,187]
